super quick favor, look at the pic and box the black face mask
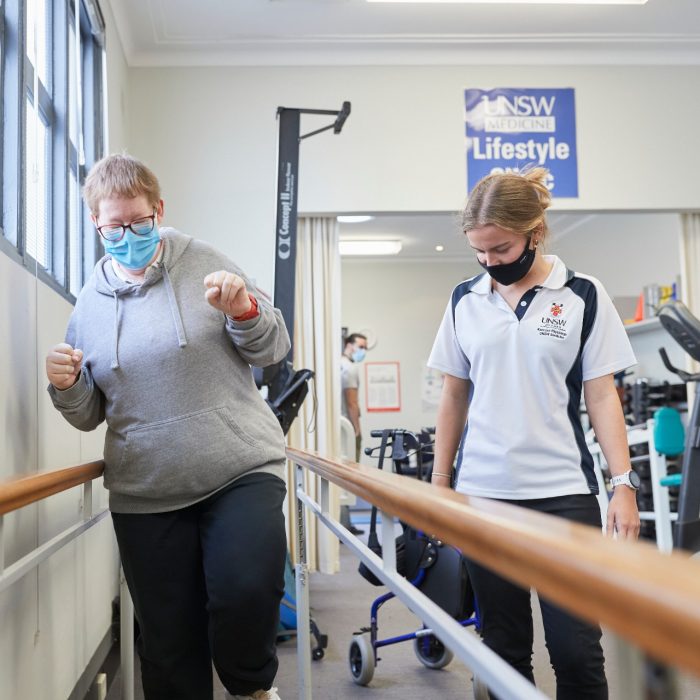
[478,239,536,286]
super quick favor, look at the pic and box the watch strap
[231,293,259,322]
[610,470,637,489]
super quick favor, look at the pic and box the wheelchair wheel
[349,632,375,685]
[472,674,490,700]
[413,634,454,669]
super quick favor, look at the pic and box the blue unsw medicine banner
[465,88,578,198]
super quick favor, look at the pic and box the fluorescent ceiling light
[339,240,402,256]
[368,0,646,4]
[435,245,445,252]
[337,215,375,224]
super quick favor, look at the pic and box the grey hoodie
[48,228,290,513]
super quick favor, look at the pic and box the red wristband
[232,293,259,322]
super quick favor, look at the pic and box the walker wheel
[413,634,454,669]
[472,674,490,700]
[349,632,375,685]
[312,647,324,661]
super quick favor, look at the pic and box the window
[1,0,105,302]
[24,0,51,268]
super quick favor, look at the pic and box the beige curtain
[286,217,342,574]
[679,213,700,404]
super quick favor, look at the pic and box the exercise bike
[657,300,700,553]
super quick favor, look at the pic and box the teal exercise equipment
[653,407,685,457]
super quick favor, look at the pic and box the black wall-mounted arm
[267,102,351,402]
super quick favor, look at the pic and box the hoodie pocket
[112,406,268,499]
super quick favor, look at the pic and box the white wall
[553,213,682,298]
[341,259,469,455]
[0,2,128,697]
[125,64,700,293]
[555,212,686,381]
[0,253,119,700]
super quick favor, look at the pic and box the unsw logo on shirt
[537,302,569,339]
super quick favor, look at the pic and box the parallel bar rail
[287,447,700,680]
[5,453,700,698]
[293,463,548,700]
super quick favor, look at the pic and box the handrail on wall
[0,461,105,515]
[0,460,134,700]
[0,460,109,590]
[287,447,700,680]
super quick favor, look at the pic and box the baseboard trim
[67,630,114,700]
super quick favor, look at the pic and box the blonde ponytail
[521,167,552,213]
[462,168,552,243]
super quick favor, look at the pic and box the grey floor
[105,521,700,700]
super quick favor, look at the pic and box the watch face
[629,470,642,489]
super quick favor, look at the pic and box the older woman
[46,154,287,700]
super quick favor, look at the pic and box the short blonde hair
[462,168,552,242]
[83,154,161,215]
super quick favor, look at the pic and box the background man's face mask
[352,347,366,363]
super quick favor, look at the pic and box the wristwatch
[610,469,641,491]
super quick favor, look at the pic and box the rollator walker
[348,428,488,698]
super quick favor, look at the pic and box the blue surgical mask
[104,225,161,270]
[352,348,366,363]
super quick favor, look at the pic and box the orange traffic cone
[634,292,644,322]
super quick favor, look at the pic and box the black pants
[465,494,608,700]
[112,472,287,700]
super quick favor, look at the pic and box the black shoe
[349,526,365,535]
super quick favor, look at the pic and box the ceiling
[110,0,700,67]
[338,211,679,263]
[338,210,596,261]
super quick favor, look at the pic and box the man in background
[340,332,368,535]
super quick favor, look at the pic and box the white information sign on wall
[365,362,401,413]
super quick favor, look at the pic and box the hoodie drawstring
[111,292,121,369]
[108,261,188,371]
[163,265,188,348]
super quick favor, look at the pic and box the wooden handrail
[0,461,105,516]
[287,447,700,678]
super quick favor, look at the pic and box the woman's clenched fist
[203,270,252,318]
[46,343,83,390]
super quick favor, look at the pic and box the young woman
[46,154,287,700]
[428,168,640,699]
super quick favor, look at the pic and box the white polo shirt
[340,355,360,420]
[428,255,636,500]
